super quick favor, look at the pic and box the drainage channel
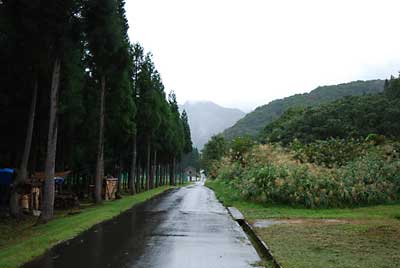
[228,207,283,268]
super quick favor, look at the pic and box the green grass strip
[0,186,174,268]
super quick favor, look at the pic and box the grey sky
[126,0,400,112]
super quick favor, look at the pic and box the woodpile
[16,171,77,214]
[104,178,118,200]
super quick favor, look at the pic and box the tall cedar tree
[129,43,144,194]
[106,0,136,193]
[40,0,82,222]
[168,91,185,185]
[84,0,124,203]
[181,110,193,154]
[137,54,161,190]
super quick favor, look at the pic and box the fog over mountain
[179,101,245,149]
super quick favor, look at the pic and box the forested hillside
[260,76,400,144]
[179,101,245,149]
[222,80,385,139]
[0,0,192,220]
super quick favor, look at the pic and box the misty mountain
[222,79,385,140]
[179,101,245,149]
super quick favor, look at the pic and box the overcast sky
[126,0,400,112]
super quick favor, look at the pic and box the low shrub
[213,142,400,208]
[291,138,367,168]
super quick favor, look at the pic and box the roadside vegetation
[210,141,400,208]
[204,75,400,209]
[0,186,173,268]
[204,75,400,268]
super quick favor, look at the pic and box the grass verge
[207,179,400,268]
[0,186,173,268]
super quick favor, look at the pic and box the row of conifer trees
[0,0,192,221]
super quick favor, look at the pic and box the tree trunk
[170,157,176,186]
[129,134,137,195]
[178,163,181,185]
[141,164,145,191]
[177,163,180,184]
[94,75,106,203]
[177,164,180,185]
[164,165,167,185]
[136,160,141,192]
[162,165,165,186]
[181,166,183,184]
[146,140,151,190]
[152,150,157,188]
[158,164,163,186]
[173,157,176,185]
[167,164,171,185]
[10,79,38,217]
[157,164,161,187]
[116,156,122,194]
[181,166,184,184]
[40,58,61,222]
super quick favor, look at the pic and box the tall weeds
[212,141,400,208]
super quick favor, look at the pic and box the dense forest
[222,79,385,139]
[0,0,192,221]
[261,76,400,144]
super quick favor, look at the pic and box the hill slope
[261,76,400,144]
[180,101,245,149]
[222,80,385,139]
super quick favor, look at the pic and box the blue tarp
[0,169,65,185]
[0,168,14,185]
[54,177,65,184]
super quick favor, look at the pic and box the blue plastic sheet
[54,177,65,184]
[0,168,14,185]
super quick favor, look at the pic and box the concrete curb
[227,207,283,268]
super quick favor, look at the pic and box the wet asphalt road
[23,182,260,268]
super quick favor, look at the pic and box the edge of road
[227,207,283,268]
[204,179,282,268]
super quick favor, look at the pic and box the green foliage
[291,138,367,168]
[181,148,201,170]
[84,0,123,75]
[201,135,228,174]
[213,77,400,208]
[229,136,255,165]
[384,75,400,99]
[212,143,400,208]
[137,54,162,138]
[207,179,400,220]
[181,110,192,154]
[223,80,385,140]
[261,87,400,144]
[0,0,192,186]
[167,91,185,159]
